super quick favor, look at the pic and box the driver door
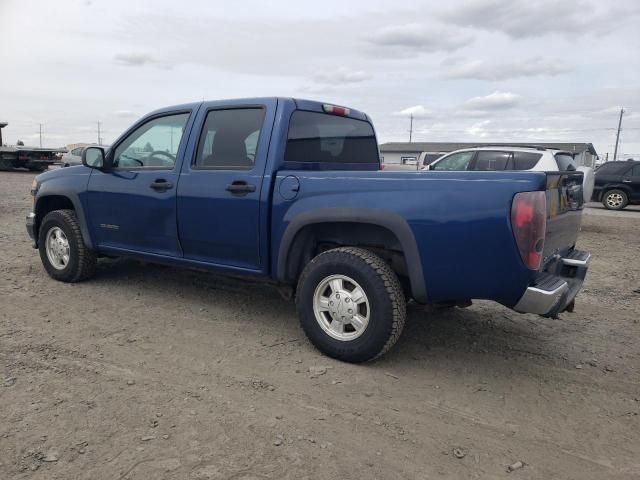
[86,111,193,257]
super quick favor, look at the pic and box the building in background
[380,142,598,169]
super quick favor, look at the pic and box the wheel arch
[277,208,428,303]
[34,195,94,249]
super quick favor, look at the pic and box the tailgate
[542,171,584,265]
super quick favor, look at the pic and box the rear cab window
[284,111,379,169]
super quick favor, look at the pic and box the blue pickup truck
[26,98,590,362]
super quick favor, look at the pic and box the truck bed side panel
[271,170,548,306]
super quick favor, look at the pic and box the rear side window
[473,151,511,170]
[555,153,577,171]
[631,164,640,176]
[284,111,378,164]
[194,108,265,169]
[513,152,542,170]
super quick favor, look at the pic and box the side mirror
[82,147,108,169]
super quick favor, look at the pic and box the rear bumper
[514,249,590,318]
[26,212,37,248]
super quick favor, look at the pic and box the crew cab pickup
[26,98,590,362]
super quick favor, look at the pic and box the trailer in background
[0,122,64,172]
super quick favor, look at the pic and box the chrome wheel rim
[45,227,70,270]
[313,274,370,341]
[606,192,623,208]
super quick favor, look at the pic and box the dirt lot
[1,171,639,480]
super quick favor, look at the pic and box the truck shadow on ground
[91,258,558,368]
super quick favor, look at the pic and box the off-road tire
[296,247,406,363]
[602,189,628,210]
[38,209,97,282]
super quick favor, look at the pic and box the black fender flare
[35,193,95,250]
[276,208,428,303]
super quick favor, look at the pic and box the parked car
[26,98,590,362]
[424,146,595,202]
[62,145,109,167]
[61,147,85,167]
[592,160,640,210]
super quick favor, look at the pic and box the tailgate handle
[226,180,256,195]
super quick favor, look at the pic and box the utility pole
[97,121,102,145]
[38,123,43,147]
[409,114,414,143]
[613,107,624,161]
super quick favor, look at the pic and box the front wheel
[38,209,97,282]
[603,189,628,210]
[296,247,406,363]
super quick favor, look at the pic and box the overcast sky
[1,0,639,158]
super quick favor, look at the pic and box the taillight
[511,191,546,270]
[379,163,385,170]
[322,104,350,116]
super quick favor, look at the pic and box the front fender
[34,168,94,249]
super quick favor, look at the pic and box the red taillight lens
[511,191,546,270]
[322,104,350,116]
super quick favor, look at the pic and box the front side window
[432,151,474,170]
[285,111,378,164]
[194,108,265,169]
[473,151,511,171]
[113,113,189,169]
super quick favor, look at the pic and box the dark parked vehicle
[592,160,640,210]
[26,98,590,362]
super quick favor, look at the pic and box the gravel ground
[1,170,639,480]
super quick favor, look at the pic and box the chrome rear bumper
[514,250,590,318]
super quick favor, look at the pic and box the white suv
[425,146,594,202]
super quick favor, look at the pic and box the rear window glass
[555,153,577,171]
[513,152,542,170]
[473,151,511,170]
[596,162,633,175]
[285,111,378,164]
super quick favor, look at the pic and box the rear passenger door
[176,99,277,270]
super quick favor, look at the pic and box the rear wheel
[603,189,628,210]
[296,247,406,363]
[38,209,97,282]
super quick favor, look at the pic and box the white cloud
[393,105,432,118]
[463,91,521,110]
[368,23,474,54]
[438,0,640,38]
[467,120,491,137]
[313,68,371,85]
[113,53,172,69]
[443,57,572,80]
